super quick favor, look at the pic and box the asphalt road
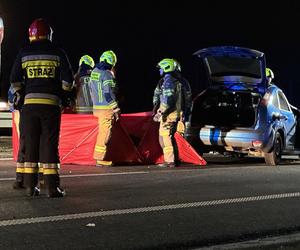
[2,137,300,249]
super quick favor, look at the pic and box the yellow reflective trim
[43,168,59,175]
[97,82,103,102]
[26,66,56,78]
[103,80,114,86]
[91,72,100,81]
[163,146,173,153]
[38,167,44,174]
[93,103,117,109]
[95,145,106,149]
[16,167,25,173]
[96,160,112,166]
[22,60,59,68]
[95,148,106,153]
[24,167,39,174]
[160,131,169,136]
[24,98,59,105]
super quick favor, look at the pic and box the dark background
[0,0,300,112]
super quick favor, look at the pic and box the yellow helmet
[157,58,177,73]
[266,68,274,79]
[79,55,95,68]
[100,50,117,66]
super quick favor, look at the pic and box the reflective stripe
[76,106,92,111]
[95,145,106,153]
[22,55,60,62]
[16,162,25,168]
[24,98,59,105]
[24,167,39,174]
[93,103,117,109]
[22,60,59,68]
[163,90,174,96]
[25,93,60,102]
[103,80,114,86]
[40,163,58,169]
[96,160,112,166]
[160,131,169,136]
[163,146,173,153]
[91,72,101,81]
[16,167,24,173]
[97,82,103,102]
[76,106,93,113]
[43,168,59,175]
[38,167,44,174]
[24,162,38,168]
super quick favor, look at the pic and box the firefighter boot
[96,160,113,167]
[24,173,40,197]
[44,174,66,198]
[13,172,25,189]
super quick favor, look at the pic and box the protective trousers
[176,111,185,136]
[93,109,115,161]
[159,111,179,164]
[20,104,61,192]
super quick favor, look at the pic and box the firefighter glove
[113,107,121,121]
[153,109,162,122]
[13,92,24,110]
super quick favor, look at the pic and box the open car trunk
[191,88,261,128]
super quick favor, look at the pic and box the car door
[277,90,296,149]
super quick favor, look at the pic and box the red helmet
[28,18,53,42]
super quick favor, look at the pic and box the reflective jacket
[9,40,74,106]
[88,62,119,110]
[74,63,93,113]
[153,72,191,120]
[158,73,182,117]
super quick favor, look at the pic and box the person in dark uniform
[10,18,74,197]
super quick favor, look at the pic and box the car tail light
[0,101,9,111]
[252,140,262,147]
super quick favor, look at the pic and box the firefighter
[153,58,183,167]
[153,59,192,136]
[88,50,120,167]
[266,67,274,86]
[9,18,74,197]
[74,55,94,113]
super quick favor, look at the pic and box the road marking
[62,172,149,178]
[0,171,149,181]
[0,157,13,161]
[0,192,299,227]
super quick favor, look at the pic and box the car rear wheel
[264,132,282,166]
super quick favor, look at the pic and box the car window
[278,91,291,112]
[271,92,279,109]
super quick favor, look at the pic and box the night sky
[1,0,300,112]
